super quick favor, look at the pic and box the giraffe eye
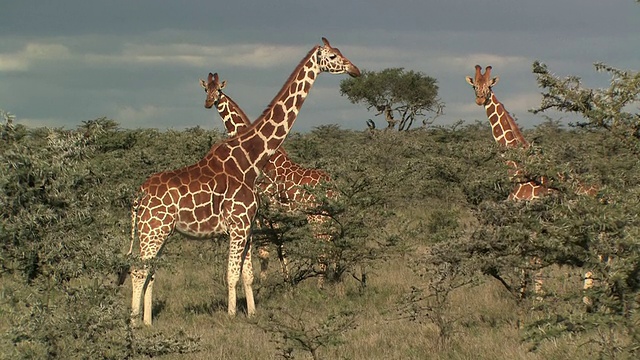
[328,54,337,60]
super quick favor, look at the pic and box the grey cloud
[1,1,638,133]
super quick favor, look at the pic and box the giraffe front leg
[130,268,148,326]
[531,257,545,301]
[227,242,241,316]
[317,255,327,289]
[227,231,256,317]
[583,270,595,308]
[143,273,155,325]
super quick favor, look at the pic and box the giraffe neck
[216,93,251,137]
[215,89,292,181]
[215,88,331,210]
[208,46,322,185]
[485,93,529,148]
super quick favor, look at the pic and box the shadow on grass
[152,299,167,320]
[184,298,257,316]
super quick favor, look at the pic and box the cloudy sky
[1,1,639,133]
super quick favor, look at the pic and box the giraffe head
[316,37,360,77]
[200,72,227,109]
[465,65,500,106]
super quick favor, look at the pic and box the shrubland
[1,61,639,359]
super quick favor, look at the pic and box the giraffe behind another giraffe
[200,72,337,286]
[127,37,359,326]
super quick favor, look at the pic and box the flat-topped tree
[340,67,443,131]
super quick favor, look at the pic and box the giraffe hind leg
[242,241,256,317]
[131,228,171,326]
[257,245,270,282]
[276,243,291,283]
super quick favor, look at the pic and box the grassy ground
[122,232,604,360]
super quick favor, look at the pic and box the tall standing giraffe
[466,65,601,300]
[200,72,335,285]
[128,38,360,325]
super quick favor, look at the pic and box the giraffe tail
[127,196,141,256]
[117,196,141,286]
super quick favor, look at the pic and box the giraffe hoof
[130,317,143,329]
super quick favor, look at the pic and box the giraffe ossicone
[127,37,359,326]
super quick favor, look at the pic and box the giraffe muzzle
[476,95,492,106]
[347,63,361,78]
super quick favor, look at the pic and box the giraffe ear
[465,76,474,86]
[220,80,227,89]
[200,79,207,89]
[491,77,500,86]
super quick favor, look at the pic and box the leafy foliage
[0,115,223,358]
[532,61,640,137]
[256,304,357,360]
[2,64,640,359]
[0,115,132,358]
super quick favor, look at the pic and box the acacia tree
[532,61,640,136]
[339,68,444,131]
[529,61,640,356]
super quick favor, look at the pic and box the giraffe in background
[466,65,601,301]
[127,38,360,325]
[466,64,548,298]
[200,72,335,285]
[465,65,552,202]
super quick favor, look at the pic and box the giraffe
[466,64,552,298]
[466,65,601,301]
[127,37,360,325]
[199,72,336,285]
[465,65,552,201]
[465,65,598,200]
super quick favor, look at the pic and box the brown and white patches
[485,94,529,148]
[129,39,359,326]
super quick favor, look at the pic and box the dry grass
[121,232,613,360]
[120,198,618,360]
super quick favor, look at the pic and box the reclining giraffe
[200,72,336,286]
[126,37,359,325]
